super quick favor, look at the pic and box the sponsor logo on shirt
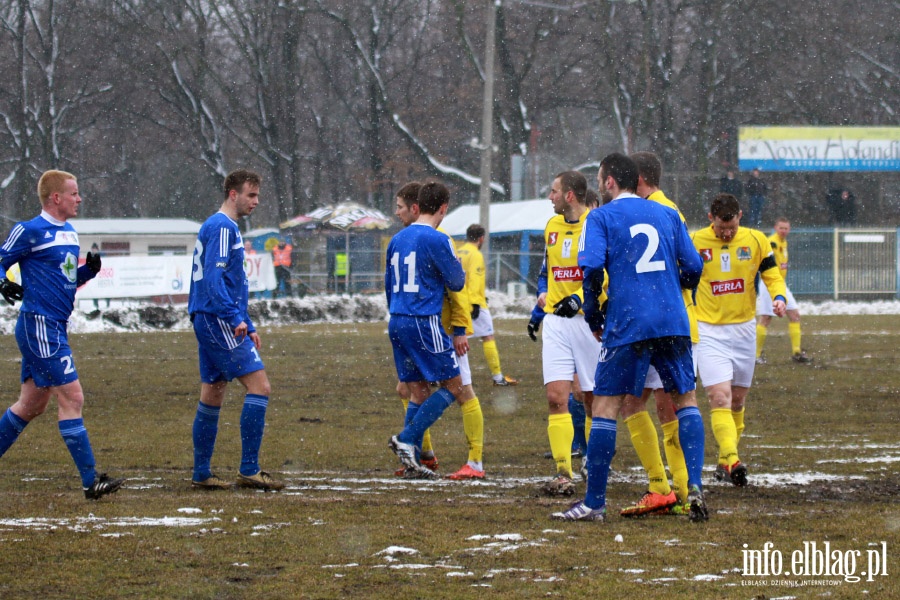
[737,246,752,260]
[548,232,558,247]
[552,265,583,281]
[699,248,712,262]
[711,279,744,295]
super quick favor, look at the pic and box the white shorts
[471,307,495,338]
[458,349,472,386]
[696,320,756,388]
[542,313,601,391]
[643,344,698,390]
[756,280,798,316]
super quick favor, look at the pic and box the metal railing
[281,227,899,300]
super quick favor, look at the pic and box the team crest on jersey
[60,252,78,283]
[548,232,558,246]
[737,247,752,260]
[699,248,712,263]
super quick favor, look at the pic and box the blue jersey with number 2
[578,195,702,348]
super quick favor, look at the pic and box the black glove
[470,304,480,320]
[552,294,582,318]
[0,278,24,306]
[527,305,545,341]
[85,251,102,274]
[526,320,539,341]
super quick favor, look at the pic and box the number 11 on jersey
[390,251,420,293]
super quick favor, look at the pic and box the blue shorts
[594,336,695,397]
[16,312,79,388]
[389,314,459,383]
[192,313,264,384]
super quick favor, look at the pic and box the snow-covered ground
[0,293,897,335]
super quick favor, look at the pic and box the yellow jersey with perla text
[691,225,787,325]
[767,232,788,279]
[543,210,589,314]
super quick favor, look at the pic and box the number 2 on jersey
[629,224,665,273]
[390,251,420,293]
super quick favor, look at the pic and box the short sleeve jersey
[385,223,466,316]
[542,210,589,315]
[0,212,95,322]
[457,241,486,307]
[768,232,789,279]
[188,211,252,331]
[578,195,702,348]
[691,225,787,324]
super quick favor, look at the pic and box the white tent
[440,199,553,237]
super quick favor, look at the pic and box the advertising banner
[76,254,276,299]
[738,126,900,172]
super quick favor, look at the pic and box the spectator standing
[745,168,768,227]
[271,239,292,298]
[826,188,857,226]
[719,169,743,202]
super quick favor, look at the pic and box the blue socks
[192,402,221,481]
[403,401,423,458]
[240,394,269,476]
[398,387,455,446]
[0,408,28,458]
[59,418,97,488]
[676,405,706,491]
[568,394,587,453]
[584,417,617,510]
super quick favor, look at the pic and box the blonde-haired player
[692,193,787,487]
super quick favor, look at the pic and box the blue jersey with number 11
[385,223,465,316]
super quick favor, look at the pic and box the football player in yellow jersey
[692,194,787,487]
[539,171,602,496]
[457,225,518,386]
[392,182,485,480]
[755,217,812,364]
[616,151,696,516]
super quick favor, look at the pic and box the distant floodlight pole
[478,0,497,273]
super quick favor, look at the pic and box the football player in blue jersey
[0,170,123,499]
[552,153,708,523]
[386,182,468,478]
[188,169,283,491]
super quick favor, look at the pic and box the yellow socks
[661,419,688,503]
[756,324,768,358]
[733,406,746,446]
[547,413,574,477]
[789,322,802,355]
[624,411,671,496]
[482,339,502,377]
[711,407,739,467]
[461,397,484,464]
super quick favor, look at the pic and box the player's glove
[470,304,480,320]
[527,306,545,341]
[552,294,582,318]
[0,278,24,306]
[85,251,102,274]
